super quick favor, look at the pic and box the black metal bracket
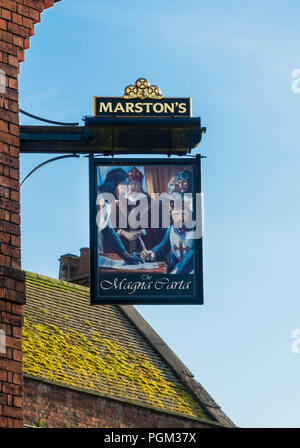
[20,109,79,126]
[20,116,205,155]
[20,154,80,187]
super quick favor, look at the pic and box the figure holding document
[141,198,194,274]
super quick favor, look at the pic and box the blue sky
[19,0,300,427]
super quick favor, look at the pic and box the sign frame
[89,155,203,305]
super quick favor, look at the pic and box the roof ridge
[118,305,235,426]
[25,271,90,293]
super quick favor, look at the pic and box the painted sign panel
[89,156,203,305]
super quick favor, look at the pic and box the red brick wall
[24,377,215,428]
[0,0,56,428]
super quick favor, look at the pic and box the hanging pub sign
[89,156,204,305]
[94,78,191,117]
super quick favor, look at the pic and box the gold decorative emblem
[124,78,162,100]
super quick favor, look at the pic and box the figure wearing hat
[176,169,193,194]
[97,168,142,264]
[117,166,164,254]
[115,167,148,253]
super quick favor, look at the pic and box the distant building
[23,249,234,428]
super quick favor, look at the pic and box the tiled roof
[24,271,233,426]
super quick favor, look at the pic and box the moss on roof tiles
[24,271,209,420]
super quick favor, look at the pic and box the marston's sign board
[94,78,191,118]
[89,156,203,305]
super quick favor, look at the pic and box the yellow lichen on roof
[24,271,209,420]
[23,317,207,418]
